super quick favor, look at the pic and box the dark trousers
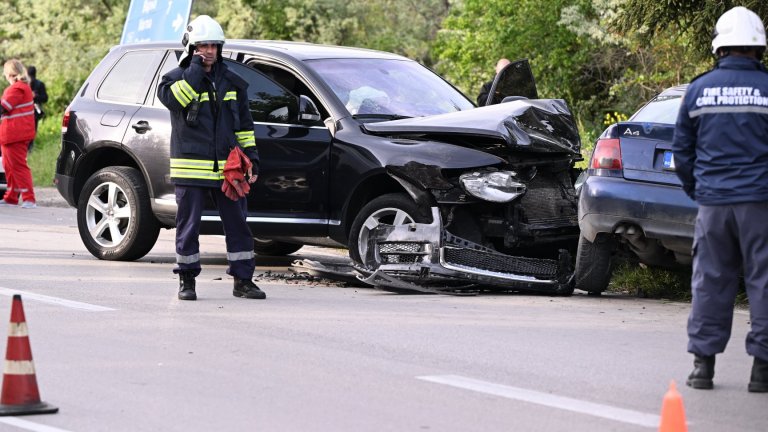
[174,185,255,280]
[688,202,768,361]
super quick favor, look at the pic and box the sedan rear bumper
[578,175,697,248]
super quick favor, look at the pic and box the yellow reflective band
[178,80,198,101]
[170,158,215,169]
[200,93,210,102]
[224,91,237,101]
[170,169,224,180]
[170,82,192,107]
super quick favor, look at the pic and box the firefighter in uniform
[672,6,768,392]
[157,15,266,301]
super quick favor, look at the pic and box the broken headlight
[459,170,526,202]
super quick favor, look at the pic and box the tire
[574,233,616,295]
[253,238,303,256]
[348,193,430,270]
[77,167,160,261]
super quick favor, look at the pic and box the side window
[152,50,183,107]
[98,50,164,104]
[225,59,298,124]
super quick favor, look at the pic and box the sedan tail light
[62,109,71,134]
[591,138,622,170]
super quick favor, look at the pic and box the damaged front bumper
[358,208,574,295]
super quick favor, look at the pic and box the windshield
[307,58,474,118]
[630,95,683,124]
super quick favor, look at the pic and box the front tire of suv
[253,238,303,256]
[77,167,160,261]
[574,233,616,295]
[348,193,430,270]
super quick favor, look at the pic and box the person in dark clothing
[672,6,768,393]
[476,58,510,106]
[27,66,47,151]
[157,15,266,301]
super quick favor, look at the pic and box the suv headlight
[459,170,527,202]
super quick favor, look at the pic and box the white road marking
[0,417,73,432]
[0,288,115,312]
[417,375,661,428]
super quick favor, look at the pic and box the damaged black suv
[56,41,581,294]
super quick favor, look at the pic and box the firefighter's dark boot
[686,354,715,389]
[178,272,197,301]
[748,356,768,393]
[233,278,266,299]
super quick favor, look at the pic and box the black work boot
[178,272,197,301]
[233,278,266,299]
[686,354,715,389]
[748,357,768,393]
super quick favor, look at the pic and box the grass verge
[28,116,60,188]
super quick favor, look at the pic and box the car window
[629,95,683,124]
[151,50,183,107]
[98,50,164,104]
[224,59,300,125]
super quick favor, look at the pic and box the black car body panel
[56,41,582,294]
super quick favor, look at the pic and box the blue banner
[121,0,194,45]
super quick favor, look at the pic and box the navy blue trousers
[688,203,768,361]
[174,185,255,280]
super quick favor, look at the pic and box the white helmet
[711,6,766,54]
[179,15,226,66]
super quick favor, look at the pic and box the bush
[28,116,60,187]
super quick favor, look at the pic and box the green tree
[0,0,129,117]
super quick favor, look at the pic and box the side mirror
[299,95,321,123]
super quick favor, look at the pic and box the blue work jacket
[672,56,768,205]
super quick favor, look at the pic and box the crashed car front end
[358,99,582,294]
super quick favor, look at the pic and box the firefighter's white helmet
[711,6,766,54]
[179,15,226,65]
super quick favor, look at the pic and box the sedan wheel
[573,234,616,295]
[77,167,160,261]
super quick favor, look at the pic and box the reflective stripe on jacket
[0,81,36,145]
[157,57,259,187]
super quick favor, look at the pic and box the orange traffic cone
[0,295,58,416]
[658,380,687,432]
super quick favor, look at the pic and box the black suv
[56,41,582,294]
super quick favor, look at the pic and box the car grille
[378,242,427,264]
[442,246,558,278]
[520,172,577,225]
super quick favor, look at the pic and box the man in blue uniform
[672,6,768,392]
[157,15,266,301]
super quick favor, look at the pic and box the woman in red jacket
[0,59,37,208]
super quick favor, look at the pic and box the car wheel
[77,167,160,261]
[348,193,429,270]
[253,238,303,256]
[574,234,616,295]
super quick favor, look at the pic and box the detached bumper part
[359,208,573,294]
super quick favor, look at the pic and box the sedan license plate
[662,151,676,171]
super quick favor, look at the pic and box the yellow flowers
[603,111,628,126]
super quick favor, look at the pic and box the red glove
[221,147,253,201]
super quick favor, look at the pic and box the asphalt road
[0,196,765,432]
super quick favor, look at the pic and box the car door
[225,59,333,237]
[484,59,539,105]
[122,50,179,226]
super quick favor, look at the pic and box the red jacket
[0,81,36,145]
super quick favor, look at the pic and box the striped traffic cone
[0,295,58,416]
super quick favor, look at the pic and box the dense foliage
[1,0,766,139]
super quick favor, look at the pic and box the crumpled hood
[362,99,581,155]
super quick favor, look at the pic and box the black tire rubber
[253,238,303,256]
[574,233,615,294]
[348,193,430,270]
[77,167,160,261]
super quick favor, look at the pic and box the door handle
[131,120,152,133]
